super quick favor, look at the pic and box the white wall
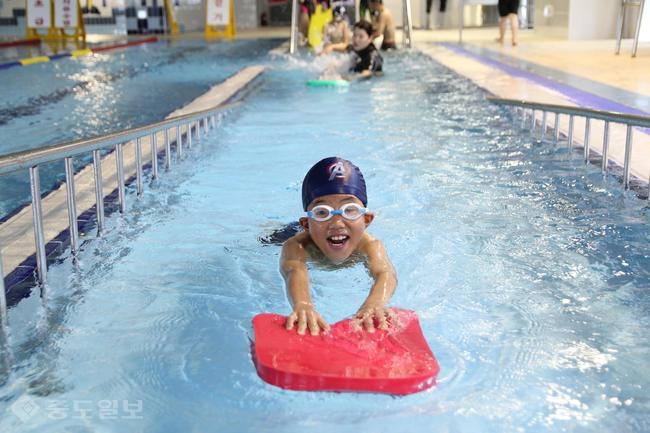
[639,0,650,41]
[534,0,568,27]
[381,0,465,30]
[568,0,618,40]
[1,0,23,17]
[567,0,649,41]
[235,0,257,29]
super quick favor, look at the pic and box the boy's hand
[286,303,330,336]
[354,303,395,333]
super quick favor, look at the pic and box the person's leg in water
[509,12,519,46]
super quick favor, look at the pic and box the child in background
[281,157,397,336]
[349,20,383,78]
[318,20,382,80]
[321,5,352,54]
[369,0,397,50]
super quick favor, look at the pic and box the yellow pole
[227,0,236,38]
[45,0,59,41]
[75,0,86,43]
[163,0,180,34]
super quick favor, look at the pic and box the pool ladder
[489,97,650,196]
[615,0,647,57]
[0,103,237,327]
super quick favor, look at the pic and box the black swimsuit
[350,44,383,73]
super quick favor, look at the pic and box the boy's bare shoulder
[282,231,312,254]
[357,232,383,254]
[358,233,394,275]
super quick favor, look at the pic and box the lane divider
[19,56,50,65]
[0,38,40,48]
[0,37,157,71]
[71,48,93,57]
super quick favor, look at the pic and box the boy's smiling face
[300,194,374,263]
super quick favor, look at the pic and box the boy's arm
[322,41,350,54]
[356,237,397,332]
[280,234,330,335]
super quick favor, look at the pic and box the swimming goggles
[306,203,368,222]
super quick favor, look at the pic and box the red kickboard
[252,308,439,395]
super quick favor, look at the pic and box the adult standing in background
[369,0,396,50]
[497,0,519,46]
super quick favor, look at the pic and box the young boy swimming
[318,20,383,80]
[349,20,383,78]
[281,157,397,336]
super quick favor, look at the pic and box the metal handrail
[403,0,414,49]
[0,102,237,176]
[488,97,650,127]
[615,0,646,57]
[290,0,298,54]
[488,96,650,196]
[0,102,238,312]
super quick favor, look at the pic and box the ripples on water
[0,49,649,432]
[0,39,282,220]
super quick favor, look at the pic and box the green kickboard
[306,79,350,88]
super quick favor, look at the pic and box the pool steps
[0,65,265,296]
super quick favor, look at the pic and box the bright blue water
[0,38,282,220]
[1,49,650,433]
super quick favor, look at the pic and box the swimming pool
[0,38,282,220]
[1,49,650,432]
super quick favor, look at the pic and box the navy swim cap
[302,157,367,210]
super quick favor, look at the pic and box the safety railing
[289,0,414,54]
[290,0,299,54]
[402,0,414,48]
[488,96,650,196]
[616,0,646,57]
[0,102,238,326]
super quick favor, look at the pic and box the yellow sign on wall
[26,0,51,28]
[206,0,230,26]
[204,0,235,39]
[54,0,78,28]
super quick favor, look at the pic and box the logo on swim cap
[302,157,367,210]
[328,162,347,181]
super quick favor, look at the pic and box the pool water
[1,49,650,432]
[0,38,282,220]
